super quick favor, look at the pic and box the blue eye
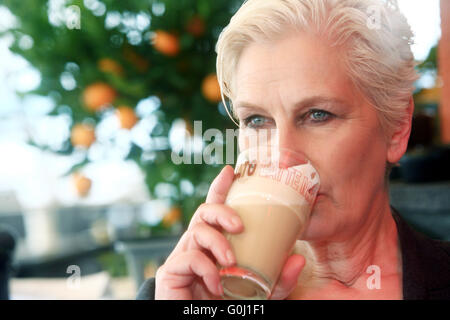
[242,115,268,128]
[309,109,332,122]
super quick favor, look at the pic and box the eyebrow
[234,95,350,114]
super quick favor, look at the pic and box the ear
[386,97,414,164]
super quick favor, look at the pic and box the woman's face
[233,33,392,241]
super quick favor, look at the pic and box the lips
[316,193,325,200]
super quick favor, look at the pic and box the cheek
[304,125,387,238]
[314,123,388,197]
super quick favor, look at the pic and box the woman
[138,0,450,299]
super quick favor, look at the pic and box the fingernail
[226,249,235,264]
[230,216,240,227]
[218,282,224,296]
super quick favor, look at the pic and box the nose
[277,148,307,168]
[273,127,308,168]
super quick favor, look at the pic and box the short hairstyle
[216,0,419,136]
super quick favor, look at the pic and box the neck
[302,191,401,289]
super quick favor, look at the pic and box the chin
[301,200,334,241]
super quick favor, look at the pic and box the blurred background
[0,0,449,300]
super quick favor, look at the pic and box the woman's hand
[154,165,306,300]
[155,165,241,299]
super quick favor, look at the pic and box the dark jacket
[391,208,450,299]
[136,209,450,300]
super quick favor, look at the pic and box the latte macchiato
[219,148,320,300]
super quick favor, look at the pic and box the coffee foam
[230,149,320,206]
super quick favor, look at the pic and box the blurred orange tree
[1,0,243,233]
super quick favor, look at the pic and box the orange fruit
[185,120,194,136]
[72,173,92,197]
[71,123,96,148]
[415,87,441,104]
[201,74,222,103]
[82,82,117,111]
[162,207,182,228]
[152,30,180,57]
[186,16,205,37]
[98,58,124,76]
[116,106,138,129]
[122,47,150,72]
[183,114,194,136]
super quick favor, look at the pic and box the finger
[163,250,223,297]
[270,254,306,300]
[206,165,235,204]
[188,203,243,233]
[188,222,236,267]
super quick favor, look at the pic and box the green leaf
[62,157,90,177]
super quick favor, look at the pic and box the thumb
[270,254,306,300]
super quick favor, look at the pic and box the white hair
[216,0,419,136]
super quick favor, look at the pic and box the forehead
[233,33,355,104]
